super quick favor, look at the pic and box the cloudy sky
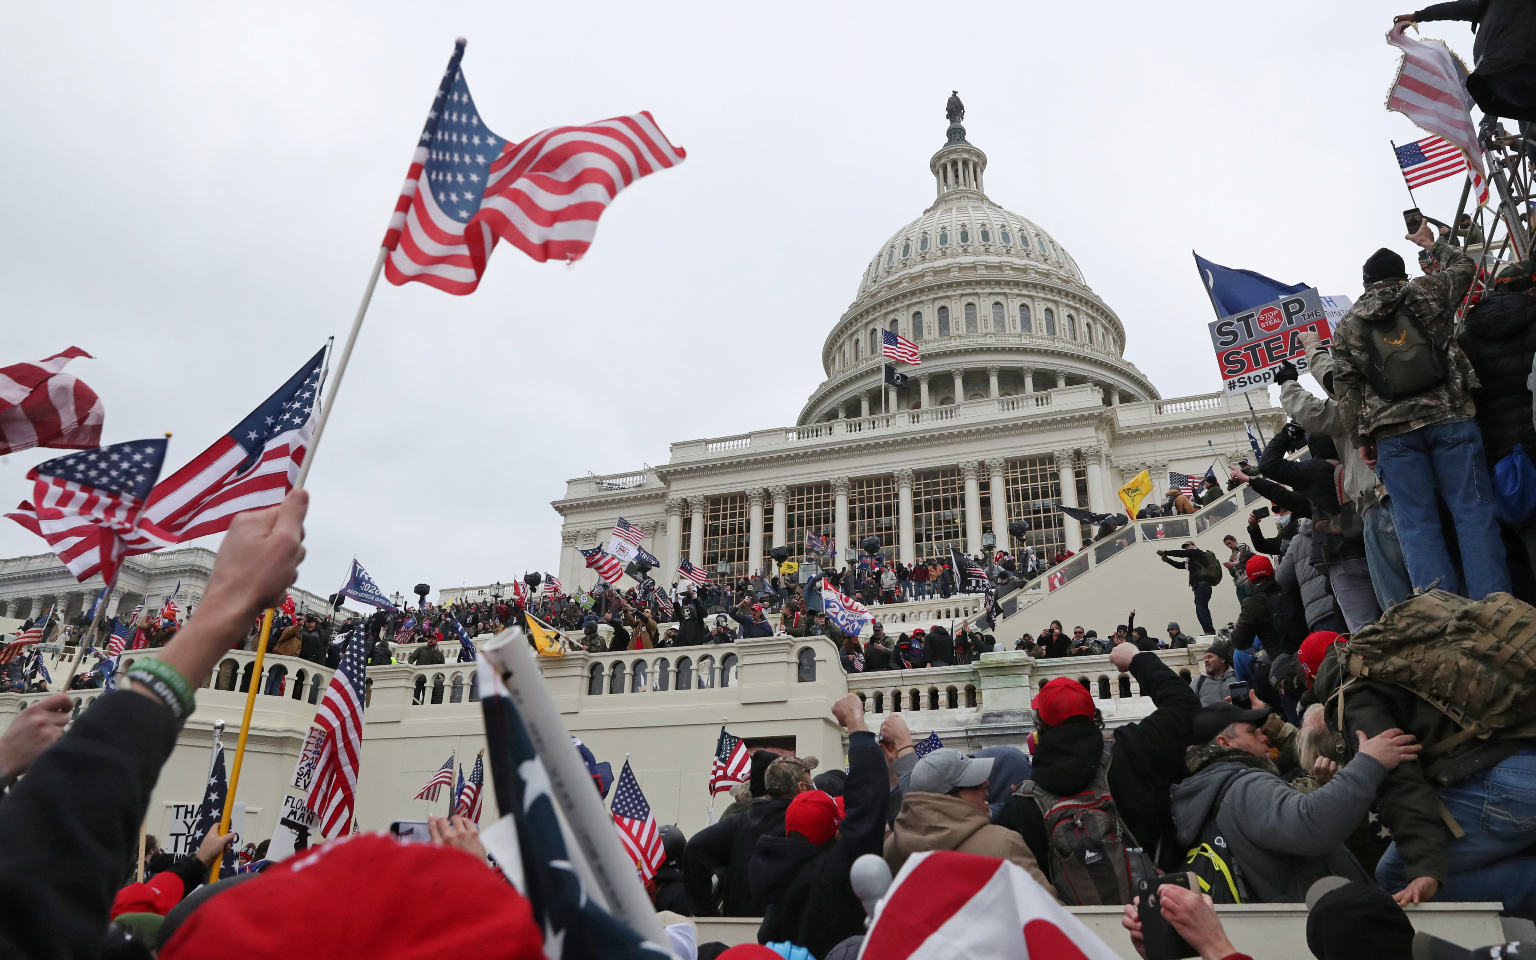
[0,2,1479,602]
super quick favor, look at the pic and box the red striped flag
[1395,135,1468,189]
[541,576,563,599]
[454,753,485,822]
[0,348,104,457]
[882,330,921,365]
[414,753,456,801]
[582,547,624,585]
[677,558,710,586]
[305,629,368,839]
[382,40,685,296]
[1386,23,1488,205]
[611,760,665,882]
[708,726,750,795]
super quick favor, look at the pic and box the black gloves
[1281,420,1307,448]
[1273,360,1300,385]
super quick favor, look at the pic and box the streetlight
[390,591,403,609]
[982,531,997,554]
[492,581,503,601]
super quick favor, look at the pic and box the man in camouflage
[1331,222,1511,599]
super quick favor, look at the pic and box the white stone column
[559,530,580,591]
[986,458,1008,541]
[896,469,916,564]
[748,488,766,578]
[987,365,1000,399]
[860,394,870,417]
[888,386,898,412]
[688,495,707,567]
[918,374,930,409]
[770,485,788,550]
[832,478,850,570]
[663,497,684,582]
[961,461,983,555]
[952,370,965,403]
[1085,446,1108,516]
[1055,449,1082,552]
[1056,371,1067,389]
[1022,367,1035,394]
[1152,461,1170,505]
[1110,387,1121,406]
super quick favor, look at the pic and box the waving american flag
[382,40,685,295]
[414,753,456,802]
[582,546,624,585]
[305,625,368,838]
[454,752,485,822]
[611,760,665,882]
[709,726,750,795]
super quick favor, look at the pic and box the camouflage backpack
[1337,590,1536,756]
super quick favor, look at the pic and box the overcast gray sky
[0,2,1479,601]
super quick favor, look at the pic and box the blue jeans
[1363,500,1412,610]
[1375,419,1511,599]
[1191,582,1215,634]
[1376,749,1536,919]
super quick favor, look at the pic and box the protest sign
[163,801,245,856]
[1208,288,1336,395]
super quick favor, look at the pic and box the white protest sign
[1208,288,1333,395]
[266,726,326,862]
[162,801,245,855]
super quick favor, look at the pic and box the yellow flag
[528,617,564,658]
[1118,469,1154,519]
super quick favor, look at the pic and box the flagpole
[212,608,275,882]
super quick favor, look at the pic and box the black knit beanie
[748,749,775,798]
[1306,881,1414,960]
[1363,247,1408,285]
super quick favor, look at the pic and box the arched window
[450,673,465,703]
[216,659,238,691]
[991,302,1005,332]
[1066,315,1077,340]
[928,688,940,710]
[1019,303,1032,333]
[947,686,959,709]
[292,669,307,700]
[265,663,287,697]
[412,675,426,704]
[1119,675,1134,699]
[631,659,648,693]
[240,661,256,693]
[869,329,879,356]
[655,657,670,691]
[797,647,817,682]
[364,677,374,707]
[901,241,911,258]
[1001,229,1012,244]
[964,303,978,334]
[697,655,715,689]
[609,661,625,694]
[980,227,991,242]
[676,656,693,690]
[1097,676,1112,699]
[1044,308,1057,337]
[839,347,846,369]
[965,684,977,708]
[72,699,82,722]
[431,673,445,704]
[909,690,922,711]
[469,671,480,701]
[1037,237,1048,255]
[308,673,326,703]
[853,339,860,361]
[874,691,884,712]
[886,249,894,266]
[937,306,950,337]
[1085,320,1094,344]
[588,663,604,695]
[721,653,739,687]
[912,311,923,340]
[919,235,929,252]
[959,226,969,243]
[939,230,949,246]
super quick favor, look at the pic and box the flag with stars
[611,759,665,883]
[381,39,686,295]
[141,347,327,544]
[414,753,456,802]
[582,547,624,586]
[914,730,945,758]
[189,737,236,875]
[5,439,173,585]
[305,622,368,839]
[451,616,477,663]
[455,753,485,822]
[339,558,394,610]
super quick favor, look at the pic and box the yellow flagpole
[210,608,274,881]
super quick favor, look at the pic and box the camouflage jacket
[1331,241,1478,445]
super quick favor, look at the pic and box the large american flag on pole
[455,752,485,822]
[414,753,456,801]
[541,575,563,600]
[1396,135,1469,190]
[0,347,104,457]
[1386,22,1488,205]
[882,329,921,365]
[381,40,686,295]
[141,348,326,544]
[305,627,368,838]
[611,759,665,883]
[5,439,173,585]
[676,558,709,587]
[1168,470,1202,499]
[708,726,750,795]
[582,546,624,585]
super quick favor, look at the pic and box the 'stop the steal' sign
[1209,288,1336,396]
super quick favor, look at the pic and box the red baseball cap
[1245,555,1275,580]
[1298,631,1343,679]
[1032,677,1095,727]
[718,947,785,960]
[785,789,841,845]
[159,834,543,959]
[111,871,184,919]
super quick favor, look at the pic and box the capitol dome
[799,100,1159,424]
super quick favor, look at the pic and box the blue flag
[1247,423,1264,461]
[1193,252,1309,318]
[339,559,394,610]
[451,617,477,662]
[189,739,236,874]
[913,730,944,757]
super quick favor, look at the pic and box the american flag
[611,759,666,883]
[5,439,172,585]
[141,348,326,544]
[0,347,103,457]
[395,616,417,644]
[382,40,686,295]
[451,616,478,662]
[948,547,990,595]
[455,753,485,822]
[677,558,709,586]
[106,619,131,658]
[708,726,750,795]
[634,546,660,569]
[511,580,530,605]
[583,546,624,585]
[1168,471,1201,499]
[414,753,456,801]
[542,575,563,600]
[611,518,645,548]
[1396,135,1468,190]
[0,635,38,667]
[160,581,182,624]
[882,329,922,365]
[189,737,236,874]
[1386,22,1488,205]
[913,730,945,758]
[305,626,368,839]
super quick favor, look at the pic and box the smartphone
[1137,873,1199,959]
[1252,507,1271,520]
[389,819,431,843]
[1229,681,1252,710]
[1404,207,1424,233]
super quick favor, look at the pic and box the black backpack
[1184,775,1251,904]
[1362,301,1449,402]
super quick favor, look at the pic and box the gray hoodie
[1170,743,1384,903]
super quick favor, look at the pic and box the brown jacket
[272,625,303,658]
[884,792,1059,901]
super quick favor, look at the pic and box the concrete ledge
[693,902,1507,959]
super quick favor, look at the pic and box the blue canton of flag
[913,730,945,758]
[425,73,502,223]
[339,559,393,610]
[1192,253,1309,318]
[452,617,478,662]
[189,739,235,874]
[221,350,325,475]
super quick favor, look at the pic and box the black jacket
[922,627,955,665]
[995,652,1200,872]
[864,642,892,672]
[653,862,689,915]
[1460,290,1536,466]
[1257,434,1365,564]
[0,691,183,960]
[750,731,888,957]
[1416,0,1536,75]
[1231,576,1308,654]
[681,795,790,917]
[675,597,708,646]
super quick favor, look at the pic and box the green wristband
[126,658,195,720]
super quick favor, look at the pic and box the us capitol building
[551,98,1281,592]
